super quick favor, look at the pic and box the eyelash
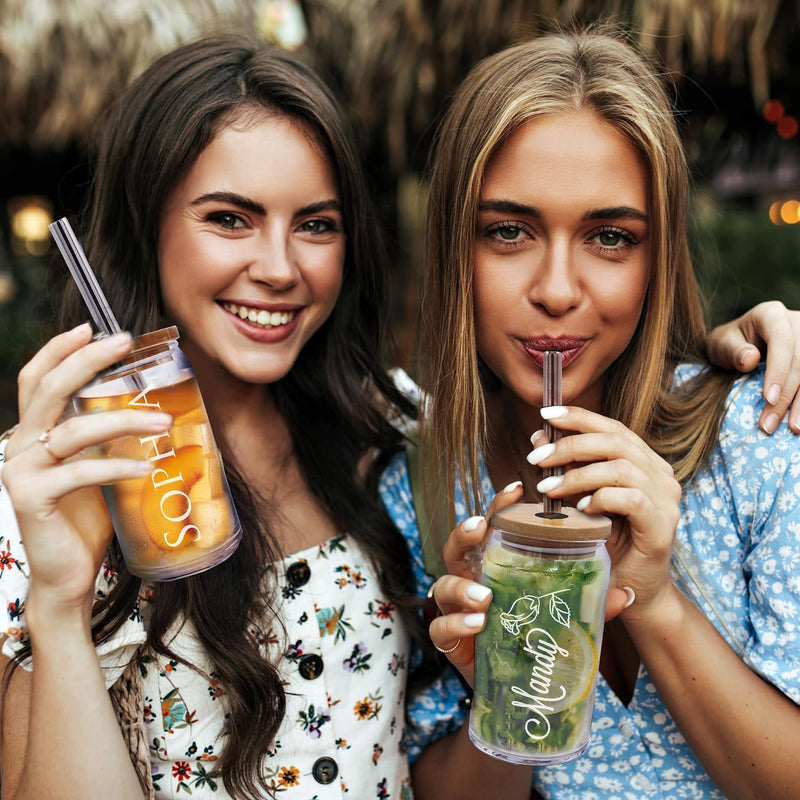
[483,221,641,254]
[204,212,341,235]
[206,211,246,230]
[589,225,640,254]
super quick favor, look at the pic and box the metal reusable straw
[542,350,563,517]
[48,217,122,335]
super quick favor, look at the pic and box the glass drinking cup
[74,326,242,581]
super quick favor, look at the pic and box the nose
[246,231,299,291]
[527,239,581,316]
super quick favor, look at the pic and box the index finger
[16,323,94,412]
[443,479,525,578]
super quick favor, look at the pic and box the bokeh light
[777,115,799,139]
[763,99,785,123]
[8,196,53,256]
[779,200,800,224]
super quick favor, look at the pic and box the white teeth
[224,303,295,329]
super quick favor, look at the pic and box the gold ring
[38,429,55,458]
[434,638,461,655]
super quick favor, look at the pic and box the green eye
[498,225,520,241]
[598,230,622,247]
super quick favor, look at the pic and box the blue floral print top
[0,442,414,798]
[380,364,800,799]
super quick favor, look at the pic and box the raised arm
[0,325,168,800]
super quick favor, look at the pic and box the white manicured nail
[503,480,523,493]
[576,495,591,511]
[526,443,555,465]
[623,587,636,609]
[530,429,546,445]
[466,584,492,602]
[463,515,483,531]
[464,613,486,628]
[537,475,563,493]
[540,406,568,420]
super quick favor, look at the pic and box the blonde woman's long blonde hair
[420,26,735,520]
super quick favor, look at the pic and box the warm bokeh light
[0,272,15,304]
[763,99,785,123]
[769,201,782,225]
[10,198,51,241]
[8,196,54,255]
[779,200,800,224]
[777,115,799,139]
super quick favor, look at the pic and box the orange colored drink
[75,327,241,580]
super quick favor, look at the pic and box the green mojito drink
[469,503,611,765]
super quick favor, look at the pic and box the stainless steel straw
[542,350,563,517]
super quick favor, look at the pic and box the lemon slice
[541,624,598,714]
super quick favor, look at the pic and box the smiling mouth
[222,302,296,329]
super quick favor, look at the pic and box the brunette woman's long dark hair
[38,35,429,799]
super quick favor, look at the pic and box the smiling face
[157,109,345,396]
[474,109,650,414]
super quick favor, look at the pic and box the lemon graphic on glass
[469,503,611,765]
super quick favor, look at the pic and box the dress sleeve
[720,371,800,702]
[379,448,469,763]
[0,435,146,687]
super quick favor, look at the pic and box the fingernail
[540,406,568,420]
[148,413,173,428]
[530,429,547,445]
[463,613,486,629]
[760,413,779,434]
[526,442,555,465]
[623,586,636,609]
[537,475,563,493]
[463,515,483,531]
[466,584,492,602]
[766,384,781,406]
[107,332,133,348]
[737,346,758,369]
[790,414,800,434]
[576,495,591,511]
[71,322,93,335]
[503,480,523,493]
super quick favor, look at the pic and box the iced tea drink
[75,327,241,580]
[469,503,611,764]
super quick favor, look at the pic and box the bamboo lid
[489,502,612,543]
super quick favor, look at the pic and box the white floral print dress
[0,441,413,800]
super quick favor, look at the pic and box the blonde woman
[381,27,800,800]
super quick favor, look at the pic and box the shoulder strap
[406,427,449,580]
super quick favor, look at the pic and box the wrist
[618,578,686,633]
[25,582,95,644]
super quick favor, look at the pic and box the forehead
[483,110,648,209]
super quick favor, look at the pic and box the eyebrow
[191,192,342,217]
[478,199,648,222]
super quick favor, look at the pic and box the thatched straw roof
[1,0,797,177]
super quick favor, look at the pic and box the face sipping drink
[469,503,611,764]
[75,327,242,581]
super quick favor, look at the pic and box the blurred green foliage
[691,196,800,327]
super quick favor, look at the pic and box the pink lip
[521,336,589,368]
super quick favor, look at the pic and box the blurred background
[1,0,799,432]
